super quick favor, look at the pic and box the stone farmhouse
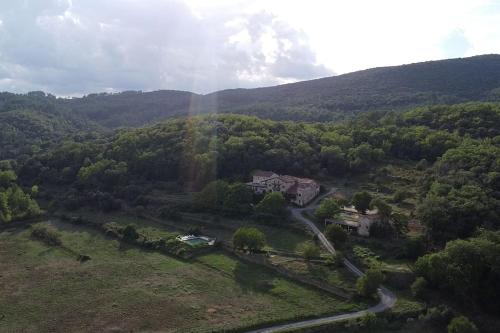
[248,170,320,207]
[325,206,379,237]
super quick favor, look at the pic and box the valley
[1,56,500,333]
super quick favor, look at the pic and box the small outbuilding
[325,206,380,237]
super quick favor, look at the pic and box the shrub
[324,224,348,246]
[122,224,139,242]
[356,268,384,297]
[420,305,454,329]
[299,241,321,260]
[447,316,479,333]
[416,159,429,170]
[411,277,428,299]
[392,189,410,203]
[404,236,426,259]
[325,251,344,267]
[158,238,166,249]
[31,225,62,246]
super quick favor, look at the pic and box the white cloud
[0,0,499,95]
[0,0,332,95]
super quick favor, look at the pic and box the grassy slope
[73,209,313,254]
[0,222,359,333]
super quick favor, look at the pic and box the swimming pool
[183,237,209,246]
[177,235,215,246]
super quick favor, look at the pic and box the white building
[248,170,320,207]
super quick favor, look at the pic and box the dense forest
[10,102,498,248]
[0,92,102,161]
[0,169,40,223]
[1,55,500,137]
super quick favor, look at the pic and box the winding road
[248,189,397,333]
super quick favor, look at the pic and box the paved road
[248,189,397,333]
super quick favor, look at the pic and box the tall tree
[223,183,254,216]
[315,198,341,220]
[352,191,373,214]
[255,192,288,220]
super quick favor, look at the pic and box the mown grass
[0,222,361,333]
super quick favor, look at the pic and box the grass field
[0,221,361,333]
[272,258,358,293]
[72,209,315,254]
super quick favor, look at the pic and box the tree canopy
[233,227,266,252]
[415,230,500,313]
[352,191,373,214]
[315,198,341,221]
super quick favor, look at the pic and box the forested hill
[0,92,102,161]
[60,54,500,125]
[3,54,500,129]
[19,103,500,243]
[207,54,500,120]
[60,90,198,128]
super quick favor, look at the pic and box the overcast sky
[1,0,500,96]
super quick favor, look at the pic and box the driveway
[248,188,397,333]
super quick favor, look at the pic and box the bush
[420,305,454,329]
[448,316,479,333]
[416,159,429,170]
[411,277,428,299]
[404,235,427,259]
[392,189,410,203]
[324,224,348,246]
[356,268,384,297]
[299,241,321,260]
[325,251,344,267]
[122,224,139,242]
[344,312,386,330]
[31,225,62,246]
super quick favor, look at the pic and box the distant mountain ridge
[4,54,500,128]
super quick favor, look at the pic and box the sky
[0,0,500,96]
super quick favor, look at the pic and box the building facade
[248,170,320,207]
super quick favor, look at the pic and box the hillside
[0,92,102,160]
[59,54,500,125]
[60,90,198,128]
[210,54,500,120]
[1,55,500,138]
